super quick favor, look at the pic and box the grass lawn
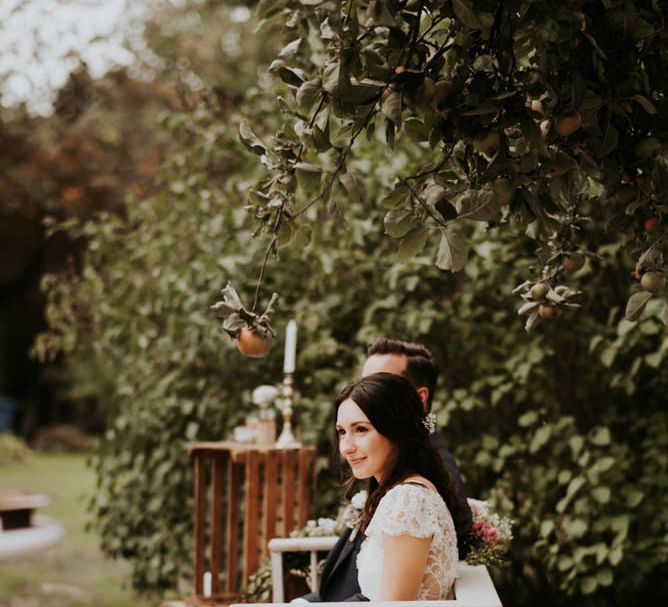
[0,452,158,607]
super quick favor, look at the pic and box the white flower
[351,490,368,510]
[467,498,489,520]
[317,518,338,535]
[251,385,279,408]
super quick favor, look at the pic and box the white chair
[232,536,503,607]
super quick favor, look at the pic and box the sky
[0,0,148,114]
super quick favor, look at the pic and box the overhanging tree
[228,0,667,332]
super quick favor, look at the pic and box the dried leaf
[278,38,301,59]
[525,310,541,332]
[637,244,664,272]
[239,122,266,155]
[518,301,540,316]
[381,90,402,128]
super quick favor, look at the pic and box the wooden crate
[187,442,316,604]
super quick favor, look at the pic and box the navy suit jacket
[301,433,472,602]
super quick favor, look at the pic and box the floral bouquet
[465,498,513,566]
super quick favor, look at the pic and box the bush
[0,433,32,465]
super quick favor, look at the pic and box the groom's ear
[416,387,429,412]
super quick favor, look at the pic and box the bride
[334,372,470,601]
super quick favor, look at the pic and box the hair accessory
[422,412,436,434]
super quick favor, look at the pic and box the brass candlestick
[276,373,301,448]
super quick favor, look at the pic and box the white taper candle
[283,320,298,374]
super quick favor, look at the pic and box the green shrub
[0,433,32,465]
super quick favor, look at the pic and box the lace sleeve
[366,484,440,539]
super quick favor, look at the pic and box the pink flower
[472,521,500,549]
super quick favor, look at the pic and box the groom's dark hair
[366,338,439,410]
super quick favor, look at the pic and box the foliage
[34,1,668,605]
[0,65,176,435]
[234,0,668,330]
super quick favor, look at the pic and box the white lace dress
[356,483,458,601]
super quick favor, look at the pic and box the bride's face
[336,398,396,483]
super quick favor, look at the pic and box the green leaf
[296,79,321,109]
[339,172,365,202]
[564,518,587,538]
[381,185,409,209]
[632,94,658,114]
[384,208,415,238]
[566,476,586,499]
[658,301,668,326]
[435,229,468,272]
[625,489,644,508]
[590,427,611,446]
[592,486,611,504]
[452,0,482,29]
[435,198,458,221]
[457,190,500,222]
[322,61,341,95]
[294,225,312,248]
[580,576,597,595]
[404,118,429,142]
[609,546,623,566]
[268,59,304,87]
[540,520,554,537]
[295,163,322,193]
[396,227,429,261]
[600,125,619,156]
[518,411,538,427]
[529,425,551,453]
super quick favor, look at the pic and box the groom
[297,338,472,602]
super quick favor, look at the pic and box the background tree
[0,65,178,436]
[32,0,668,605]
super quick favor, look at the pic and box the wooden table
[187,442,316,605]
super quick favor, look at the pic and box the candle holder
[276,373,301,449]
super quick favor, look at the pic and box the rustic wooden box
[187,442,316,605]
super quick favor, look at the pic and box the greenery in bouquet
[465,499,514,567]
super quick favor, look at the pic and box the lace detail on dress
[357,483,458,601]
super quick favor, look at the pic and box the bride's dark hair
[334,372,470,555]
